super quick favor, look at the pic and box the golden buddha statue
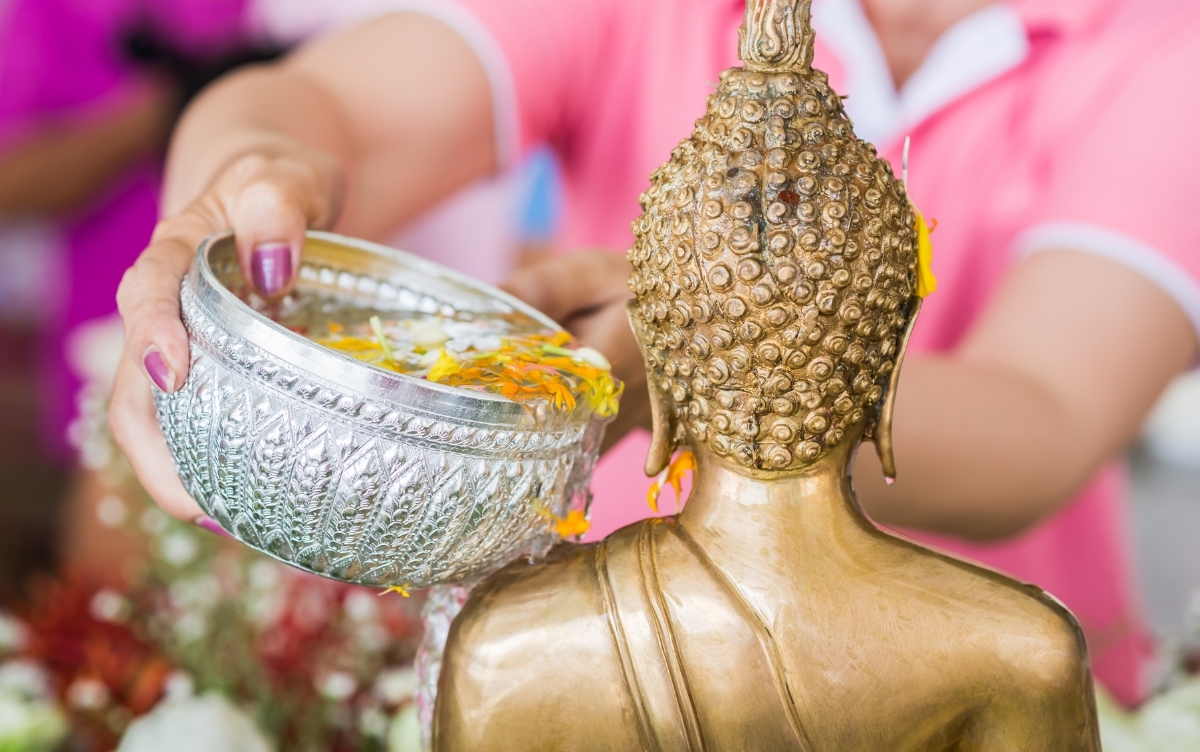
[433,0,1101,748]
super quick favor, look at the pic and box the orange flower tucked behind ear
[647,450,696,513]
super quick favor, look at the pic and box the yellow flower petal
[646,476,663,513]
[553,509,591,538]
[427,349,462,382]
[914,211,938,298]
[533,502,591,538]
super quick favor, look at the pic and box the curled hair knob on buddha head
[627,0,920,479]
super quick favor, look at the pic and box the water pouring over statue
[433,0,1101,747]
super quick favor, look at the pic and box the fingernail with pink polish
[194,515,230,538]
[143,347,174,393]
[251,242,292,297]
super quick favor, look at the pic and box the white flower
[247,561,282,591]
[160,532,199,567]
[344,591,379,623]
[168,575,221,613]
[64,315,124,472]
[317,671,357,703]
[0,661,50,700]
[242,562,287,628]
[359,706,389,738]
[417,349,441,369]
[118,695,273,752]
[374,667,417,707]
[473,334,503,352]
[89,589,128,623]
[386,704,421,752]
[0,692,66,751]
[1098,679,1200,752]
[66,678,109,710]
[139,508,168,536]
[64,315,123,393]
[0,614,28,654]
[356,623,387,653]
[572,347,610,370]
[242,589,284,630]
[163,671,195,702]
[95,495,128,528]
[173,613,207,644]
[409,320,450,350]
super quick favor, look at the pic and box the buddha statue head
[627,0,921,480]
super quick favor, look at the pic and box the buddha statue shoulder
[434,1,1102,748]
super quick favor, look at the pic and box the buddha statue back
[433,0,1102,748]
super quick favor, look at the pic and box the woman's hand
[106,12,496,522]
[110,145,345,522]
[502,251,651,450]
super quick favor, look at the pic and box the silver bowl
[155,231,607,589]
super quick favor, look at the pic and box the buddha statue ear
[873,298,922,481]
[627,302,681,477]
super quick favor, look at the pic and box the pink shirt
[421,0,1200,706]
[0,0,251,455]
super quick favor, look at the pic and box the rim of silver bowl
[189,229,576,430]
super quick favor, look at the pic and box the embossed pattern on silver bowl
[154,231,607,589]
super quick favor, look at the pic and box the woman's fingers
[117,208,216,393]
[501,250,632,324]
[221,150,344,301]
[501,251,652,447]
[108,353,204,521]
[114,147,345,516]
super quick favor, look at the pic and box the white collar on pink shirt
[811,0,1028,147]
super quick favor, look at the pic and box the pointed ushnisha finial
[739,0,815,71]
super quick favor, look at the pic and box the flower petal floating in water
[316,324,622,419]
[572,347,611,370]
[409,319,450,350]
[368,315,400,365]
[426,349,462,383]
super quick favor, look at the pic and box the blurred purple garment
[0,0,251,457]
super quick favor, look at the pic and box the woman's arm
[160,13,495,235]
[111,13,497,520]
[0,82,175,214]
[852,248,1194,540]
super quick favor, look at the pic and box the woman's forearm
[0,84,175,214]
[162,65,353,217]
[853,357,1091,540]
[853,250,1195,541]
[162,13,496,238]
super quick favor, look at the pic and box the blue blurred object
[514,146,562,245]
